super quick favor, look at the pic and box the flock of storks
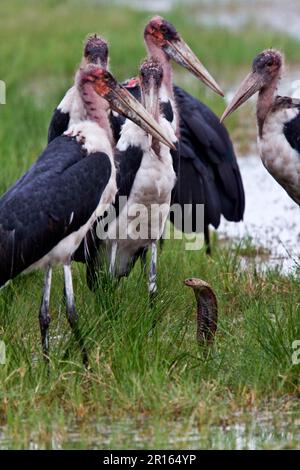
[0,16,299,364]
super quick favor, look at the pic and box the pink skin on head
[255,50,283,135]
[144,34,174,97]
[78,66,113,142]
[83,34,109,69]
[221,49,283,135]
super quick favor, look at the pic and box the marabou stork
[48,34,109,143]
[95,58,178,297]
[120,17,245,254]
[82,17,236,293]
[221,49,300,206]
[0,63,172,364]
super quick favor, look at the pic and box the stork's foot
[39,307,51,363]
[140,247,148,274]
[63,301,89,368]
[149,292,157,309]
[148,241,158,308]
[86,263,100,293]
[205,243,212,256]
[204,226,212,256]
[149,288,158,309]
[63,263,89,368]
[39,267,52,363]
[67,314,89,369]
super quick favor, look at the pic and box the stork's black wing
[121,80,245,229]
[47,87,77,143]
[114,146,143,205]
[172,86,245,230]
[48,108,70,143]
[282,98,300,153]
[0,136,111,286]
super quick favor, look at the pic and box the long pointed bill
[142,79,160,122]
[98,80,175,150]
[142,79,163,150]
[164,38,224,96]
[221,71,264,122]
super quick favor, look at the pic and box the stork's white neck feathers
[117,120,149,152]
[61,74,114,155]
[58,86,85,122]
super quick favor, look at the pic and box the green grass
[0,0,300,450]
[1,240,300,449]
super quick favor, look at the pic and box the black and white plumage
[0,63,171,363]
[0,66,117,365]
[120,81,245,233]
[86,59,177,296]
[0,134,113,286]
[111,16,244,253]
[143,17,244,243]
[80,14,228,292]
[222,49,300,206]
[72,17,243,293]
[50,20,244,268]
[172,86,245,228]
[108,59,177,295]
[48,34,109,144]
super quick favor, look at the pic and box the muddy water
[1,411,299,449]
[196,0,300,40]
[219,155,300,273]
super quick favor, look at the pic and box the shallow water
[195,0,300,40]
[1,410,299,449]
[219,155,300,273]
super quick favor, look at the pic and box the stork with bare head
[0,60,173,366]
[87,57,178,298]
[119,16,244,256]
[221,49,300,206]
[48,34,109,143]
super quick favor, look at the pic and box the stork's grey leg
[149,241,158,301]
[204,225,211,256]
[39,266,52,362]
[140,247,148,274]
[63,263,88,367]
[109,241,117,276]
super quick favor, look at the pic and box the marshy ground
[0,0,299,449]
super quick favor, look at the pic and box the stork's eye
[266,59,274,66]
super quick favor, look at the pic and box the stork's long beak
[142,79,160,123]
[164,38,224,97]
[96,78,175,150]
[221,71,264,122]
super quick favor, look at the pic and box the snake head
[184,277,218,344]
[184,278,211,289]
